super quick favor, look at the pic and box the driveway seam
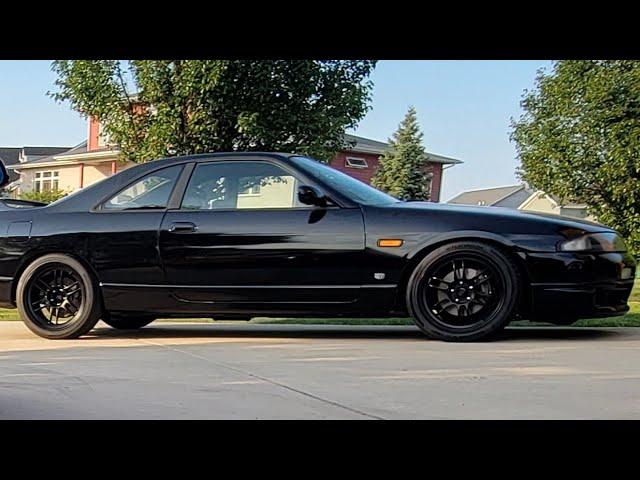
[138,338,386,420]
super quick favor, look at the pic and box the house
[0,146,72,188]
[331,134,462,202]
[7,117,463,201]
[5,120,133,197]
[448,184,594,221]
[7,141,137,197]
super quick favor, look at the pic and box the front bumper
[522,251,636,322]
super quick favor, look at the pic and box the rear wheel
[16,254,102,339]
[102,313,155,330]
[407,241,520,342]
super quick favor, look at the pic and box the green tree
[49,60,376,163]
[511,60,640,253]
[20,189,68,204]
[372,107,431,201]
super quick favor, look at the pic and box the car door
[87,163,185,311]
[158,158,366,312]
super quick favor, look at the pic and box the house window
[34,171,59,193]
[345,156,368,169]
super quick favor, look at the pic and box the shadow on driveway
[84,323,622,343]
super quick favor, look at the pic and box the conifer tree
[372,107,431,201]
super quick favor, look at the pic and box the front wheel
[16,254,102,339]
[407,241,521,342]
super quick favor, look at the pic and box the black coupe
[0,153,635,341]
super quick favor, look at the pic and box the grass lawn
[631,279,640,302]
[1,280,638,328]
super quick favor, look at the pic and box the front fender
[404,230,520,260]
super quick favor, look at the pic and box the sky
[0,60,553,201]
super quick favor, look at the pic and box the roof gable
[448,185,525,206]
[342,133,463,165]
[22,146,72,157]
[0,147,21,166]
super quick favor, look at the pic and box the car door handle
[168,222,198,233]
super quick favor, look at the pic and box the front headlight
[559,232,628,252]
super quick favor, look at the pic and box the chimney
[87,116,101,152]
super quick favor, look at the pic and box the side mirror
[0,160,8,188]
[297,185,327,207]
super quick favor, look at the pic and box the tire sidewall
[16,254,101,339]
[407,242,520,342]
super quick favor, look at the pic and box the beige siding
[83,163,111,187]
[17,169,36,194]
[17,160,136,195]
[59,165,83,192]
[236,176,297,209]
[520,193,596,221]
[18,165,82,195]
[83,161,136,188]
[520,194,559,214]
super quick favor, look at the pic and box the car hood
[387,201,611,233]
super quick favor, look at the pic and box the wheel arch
[394,232,532,314]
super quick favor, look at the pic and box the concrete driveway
[1,321,639,419]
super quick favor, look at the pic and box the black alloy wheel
[17,254,102,339]
[407,242,520,342]
[25,265,84,328]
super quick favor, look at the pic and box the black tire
[102,313,155,330]
[407,241,521,342]
[16,254,102,339]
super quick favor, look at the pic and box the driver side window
[181,161,304,210]
[102,165,183,210]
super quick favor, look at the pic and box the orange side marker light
[377,239,404,247]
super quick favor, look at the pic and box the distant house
[6,117,463,202]
[0,146,72,189]
[6,140,136,197]
[448,184,594,221]
[332,134,462,202]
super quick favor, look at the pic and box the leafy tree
[511,60,640,253]
[21,189,68,204]
[49,60,376,163]
[372,107,431,201]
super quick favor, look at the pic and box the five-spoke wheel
[407,241,520,341]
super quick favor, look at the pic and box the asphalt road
[1,321,640,419]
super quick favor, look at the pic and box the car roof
[46,152,306,212]
[156,152,298,163]
[123,152,302,176]
[123,151,304,180]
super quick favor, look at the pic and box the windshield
[290,156,399,206]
